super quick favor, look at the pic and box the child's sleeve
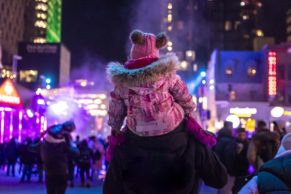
[169,74,196,115]
[108,87,127,133]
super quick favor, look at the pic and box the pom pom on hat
[130,30,144,44]
[156,32,168,49]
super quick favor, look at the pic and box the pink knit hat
[129,30,168,60]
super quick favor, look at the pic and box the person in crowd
[232,128,250,194]
[239,133,291,194]
[5,138,18,176]
[103,29,227,194]
[77,139,93,187]
[0,143,5,170]
[272,121,286,140]
[88,136,104,181]
[40,121,78,194]
[66,135,79,188]
[74,135,81,148]
[19,137,34,183]
[247,120,280,171]
[213,121,238,194]
[30,138,43,183]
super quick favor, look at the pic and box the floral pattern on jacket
[106,54,196,136]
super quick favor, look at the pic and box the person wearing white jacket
[239,133,291,194]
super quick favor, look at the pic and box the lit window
[168,3,172,9]
[167,14,172,22]
[248,67,256,76]
[257,2,262,7]
[240,1,246,6]
[256,29,264,37]
[19,70,38,82]
[180,61,188,70]
[186,50,195,61]
[35,3,48,11]
[167,25,172,31]
[242,15,249,20]
[229,91,236,100]
[225,21,232,31]
[226,67,233,76]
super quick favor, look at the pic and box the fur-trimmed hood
[106,53,180,87]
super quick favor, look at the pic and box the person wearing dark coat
[5,138,18,176]
[213,121,237,194]
[247,120,280,171]
[239,133,291,194]
[77,140,93,187]
[19,137,34,182]
[40,121,78,194]
[232,128,250,194]
[104,121,227,194]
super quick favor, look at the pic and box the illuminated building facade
[0,0,28,65]
[206,44,291,132]
[0,79,42,143]
[33,0,62,43]
[206,49,268,132]
[266,42,291,106]
[161,0,209,83]
[18,43,70,90]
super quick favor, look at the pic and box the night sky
[62,0,291,75]
[62,0,137,69]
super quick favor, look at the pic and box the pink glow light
[18,111,23,142]
[9,112,13,139]
[0,111,4,143]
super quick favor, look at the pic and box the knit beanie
[275,133,291,158]
[129,30,168,60]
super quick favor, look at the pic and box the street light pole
[12,54,22,82]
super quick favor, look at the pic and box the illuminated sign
[229,107,257,117]
[268,51,277,96]
[0,79,22,106]
[271,107,291,117]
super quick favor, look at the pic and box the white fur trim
[106,53,180,86]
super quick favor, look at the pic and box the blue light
[200,71,206,77]
[46,78,51,84]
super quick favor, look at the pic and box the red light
[268,51,277,96]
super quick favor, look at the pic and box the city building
[0,78,38,143]
[161,0,209,82]
[0,0,30,65]
[32,0,62,43]
[287,8,291,41]
[206,45,291,132]
[265,42,291,106]
[18,43,70,90]
[206,49,268,132]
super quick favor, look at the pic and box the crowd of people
[1,29,291,194]
[0,133,106,188]
[0,119,289,194]
[213,120,288,194]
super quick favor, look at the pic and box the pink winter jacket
[106,54,196,137]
